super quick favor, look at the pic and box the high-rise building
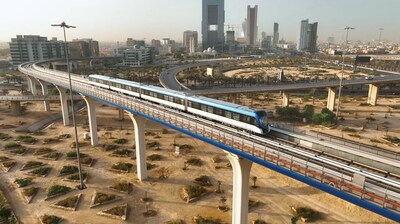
[246,5,258,46]
[9,35,66,66]
[297,19,309,51]
[307,22,318,53]
[241,18,247,37]
[183,31,198,53]
[296,19,318,53]
[260,36,272,50]
[226,31,235,43]
[68,38,99,58]
[273,22,279,46]
[127,38,145,48]
[202,0,225,50]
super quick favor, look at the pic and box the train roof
[89,74,186,98]
[188,95,261,117]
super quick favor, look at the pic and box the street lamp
[335,26,355,122]
[51,22,86,190]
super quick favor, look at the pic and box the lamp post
[51,22,86,190]
[335,26,355,122]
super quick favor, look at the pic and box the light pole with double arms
[335,26,355,122]
[51,21,86,190]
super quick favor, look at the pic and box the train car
[187,95,270,134]
[88,74,141,97]
[139,85,186,111]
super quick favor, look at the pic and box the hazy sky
[1,0,399,43]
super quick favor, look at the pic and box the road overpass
[17,60,400,223]
[160,62,400,110]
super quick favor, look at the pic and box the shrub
[160,128,169,134]
[113,138,128,144]
[0,156,10,162]
[383,136,400,145]
[59,165,79,175]
[111,162,133,172]
[186,157,202,166]
[110,181,130,193]
[147,154,162,161]
[66,172,88,181]
[14,178,33,187]
[42,152,60,160]
[34,147,54,155]
[43,138,60,144]
[294,207,317,219]
[342,127,357,133]
[275,106,302,121]
[313,108,336,126]
[184,185,207,200]
[193,215,221,224]
[66,151,87,159]
[55,195,79,208]
[94,192,116,204]
[104,144,118,151]
[16,135,37,144]
[41,214,62,224]
[81,157,93,165]
[146,141,159,148]
[194,175,212,186]
[4,142,21,149]
[9,148,26,155]
[22,161,44,169]
[29,167,51,176]
[102,204,126,216]
[47,185,71,197]
[302,105,314,121]
[0,133,11,140]
[112,149,132,157]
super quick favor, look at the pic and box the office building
[68,38,99,58]
[183,31,198,53]
[273,23,279,46]
[246,5,258,46]
[9,35,66,66]
[261,31,266,40]
[307,22,318,53]
[296,19,318,53]
[297,19,309,51]
[260,36,272,50]
[226,31,235,43]
[202,0,225,50]
[127,38,145,48]
[122,45,154,67]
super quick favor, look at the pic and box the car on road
[365,76,373,80]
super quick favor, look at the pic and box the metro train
[86,74,270,134]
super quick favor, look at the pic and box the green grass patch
[0,133,11,140]
[47,184,71,197]
[103,144,118,151]
[4,142,22,150]
[54,195,79,208]
[66,172,88,181]
[22,187,38,197]
[111,149,132,157]
[14,177,33,187]
[111,162,133,172]
[16,135,37,144]
[28,167,52,176]
[94,192,116,204]
[34,147,54,155]
[113,138,128,144]
[59,165,79,176]
[110,181,130,193]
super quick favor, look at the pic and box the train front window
[256,111,269,127]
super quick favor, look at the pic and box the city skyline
[1,0,400,43]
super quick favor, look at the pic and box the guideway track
[19,62,400,221]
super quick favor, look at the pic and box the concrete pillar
[55,86,70,126]
[27,76,38,95]
[326,87,337,111]
[37,79,50,111]
[367,84,379,106]
[118,108,124,121]
[10,101,22,115]
[81,95,98,146]
[128,113,147,181]
[282,90,289,107]
[226,153,253,224]
[26,76,31,91]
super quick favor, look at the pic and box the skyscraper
[297,19,309,51]
[296,19,318,53]
[307,22,318,53]
[246,5,258,46]
[202,0,225,51]
[273,22,279,46]
[183,31,198,53]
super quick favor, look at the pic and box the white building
[122,45,154,67]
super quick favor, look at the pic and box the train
[86,74,270,134]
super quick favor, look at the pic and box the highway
[159,61,400,95]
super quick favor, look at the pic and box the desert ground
[0,86,399,223]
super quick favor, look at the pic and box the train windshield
[256,111,269,127]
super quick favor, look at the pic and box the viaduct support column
[282,91,289,107]
[55,86,70,126]
[367,84,379,106]
[26,75,31,91]
[27,76,38,95]
[128,113,147,181]
[118,108,124,121]
[10,101,22,115]
[226,153,253,224]
[37,79,50,111]
[326,87,337,111]
[81,95,98,146]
